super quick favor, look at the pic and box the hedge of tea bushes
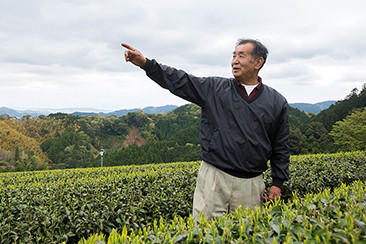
[78,180,366,243]
[0,162,199,243]
[0,151,365,243]
[266,150,366,200]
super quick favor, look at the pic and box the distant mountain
[72,105,179,117]
[289,101,336,114]
[0,105,179,118]
[1,101,335,118]
[0,107,44,117]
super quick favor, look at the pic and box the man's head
[236,38,268,69]
[232,38,268,84]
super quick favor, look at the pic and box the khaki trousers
[192,161,265,222]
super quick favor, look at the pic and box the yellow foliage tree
[0,115,79,170]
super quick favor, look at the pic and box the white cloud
[0,0,366,110]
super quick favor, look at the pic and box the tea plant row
[0,151,365,243]
[80,180,366,243]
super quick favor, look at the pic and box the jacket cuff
[272,178,284,189]
[141,58,153,71]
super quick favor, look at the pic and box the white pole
[100,150,104,167]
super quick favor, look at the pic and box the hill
[312,87,366,131]
[0,84,365,171]
[0,107,109,117]
[0,107,39,117]
[0,105,179,118]
[2,101,336,118]
[72,105,178,117]
[289,101,336,114]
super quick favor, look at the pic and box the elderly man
[122,38,290,221]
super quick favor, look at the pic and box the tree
[329,108,366,151]
[289,128,307,155]
[304,121,333,153]
[314,84,366,131]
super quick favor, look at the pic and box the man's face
[231,43,257,83]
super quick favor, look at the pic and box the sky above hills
[0,0,365,110]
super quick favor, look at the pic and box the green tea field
[1,151,365,243]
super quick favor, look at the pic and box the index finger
[121,43,136,51]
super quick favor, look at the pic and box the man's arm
[121,43,212,107]
[269,103,290,200]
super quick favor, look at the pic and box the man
[122,39,290,221]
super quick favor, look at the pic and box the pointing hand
[121,43,147,68]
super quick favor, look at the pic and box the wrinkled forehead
[233,43,254,54]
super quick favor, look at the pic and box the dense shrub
[80,180,366,243]
[0,163,197,243]
[0,151,365,243]
[267,151,366,200]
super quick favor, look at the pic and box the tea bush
[0,163,198,243]
[79,180,366,243]
[0,151,365,243]
[267,150,366,200]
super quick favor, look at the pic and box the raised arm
[121,43,211,106]
[121,43,147,68]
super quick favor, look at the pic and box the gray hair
[236,38,268,69]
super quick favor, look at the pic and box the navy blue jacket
[142,59,290,188]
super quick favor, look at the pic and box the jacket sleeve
[270,103,290,189]
[141,59,210,107]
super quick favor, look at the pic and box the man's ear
[254,57,264,69]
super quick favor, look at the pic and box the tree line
[0,84,365,172]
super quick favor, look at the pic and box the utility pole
[100,149,104,167]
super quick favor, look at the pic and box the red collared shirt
[236,77,262,99]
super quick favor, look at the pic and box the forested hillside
[0,84,365,172]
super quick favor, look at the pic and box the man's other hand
[269,185,281,200]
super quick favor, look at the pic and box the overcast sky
[1,0,365,111]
